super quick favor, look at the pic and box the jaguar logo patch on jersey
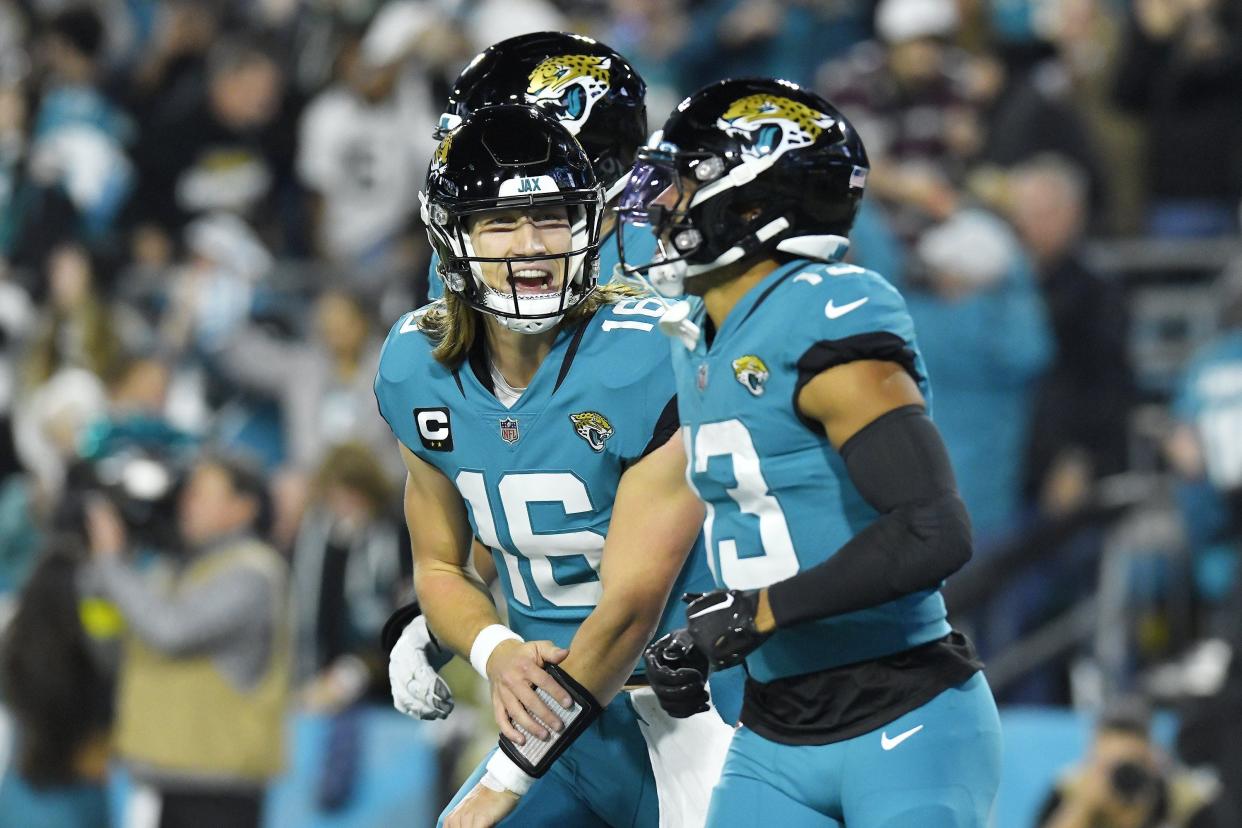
[526,55,611,135]
[499,417,520,444]
[717,94,835,164]
[569,411,614,453]
[732,355,770,396]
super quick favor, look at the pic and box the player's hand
[389,615,454,720]
[486,639,571,744]
[444,782,520,828]
[684,589,771,669]
[85,497,126,561]
[643,629,711,718]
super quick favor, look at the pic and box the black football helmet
[422,104,605,334]
[434,32,646,198]
[617,78,869,296]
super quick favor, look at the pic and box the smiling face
[466,205,573,298]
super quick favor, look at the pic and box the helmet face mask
[615,143,719,296]
[424,105,605,334]
[617,79,869,296]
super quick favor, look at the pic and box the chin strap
[684,217,792,277]
[657,300,702,349]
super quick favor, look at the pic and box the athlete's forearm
[561,593,664,704]
[414,561,503,660]
[560,435,702,703]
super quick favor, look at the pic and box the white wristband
[470,624,523,680]
[480,750,534,796]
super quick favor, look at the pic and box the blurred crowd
[0,0,1239,825]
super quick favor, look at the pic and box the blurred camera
[55,419,195,551]
[1110,760,1157,804]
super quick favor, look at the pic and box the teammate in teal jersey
[622,80,1002,826]
[375,105,734,827]
[424,32,657,303]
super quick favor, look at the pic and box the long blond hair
[419,283,642,366]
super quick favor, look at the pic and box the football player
[424,31,654,302]
[624,79,1003,826]
[375,105,733,827]
[385,30,747,728]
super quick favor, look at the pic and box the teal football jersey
[374,296,713,652]
[426,220,657,300]
[671,259,952,683]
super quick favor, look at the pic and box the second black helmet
[436,32,647,196]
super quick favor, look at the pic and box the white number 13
[690,420,800,589]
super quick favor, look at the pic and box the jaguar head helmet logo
[731,355,770,396]
[526,55,612,135]
[569,411,614,453]
[431,130,454,171]
[717,94,835,164]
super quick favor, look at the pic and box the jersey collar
[708,258,810,351]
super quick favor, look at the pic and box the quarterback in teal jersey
[625,80,1002,826]
[375,105,734,827]
[425,31,658,303]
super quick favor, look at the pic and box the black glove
[643,629,711,718]
[684,589,770,669]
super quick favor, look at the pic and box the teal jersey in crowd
[374,296,714,653]
[425,220,658,300]
[1175,330,1242,491]
[671,258,952,683]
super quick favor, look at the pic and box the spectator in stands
[293,441,405,709]
[128,34,288,239]
[818,0,981,240]
[23,4,133,251]
[14,243,116,508]
[296,28,426,281]
[211,285,391,477]
[971,49,1107,218]
[598,0,691,122]
[292,442,405,812]
[198,280,392,547]
[1166,262,1242,609]
[0,537,113,828]
[82,450,289,828]
[1008,155,1132,518]
[122,0,220,123]
[675,0,869,92]
[900,207,1053,542]
[1113,0,1242,237]
[1038,699,1231,828]
[13,241,118,505]
[160,211,270,358]
[23,242,122,383]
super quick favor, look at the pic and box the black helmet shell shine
[437,32,646,193]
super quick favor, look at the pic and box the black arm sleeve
[766,405,972,629]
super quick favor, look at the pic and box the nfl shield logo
[499,417,520,444]
[697,363,709,392]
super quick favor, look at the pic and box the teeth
[512,269,549,280]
